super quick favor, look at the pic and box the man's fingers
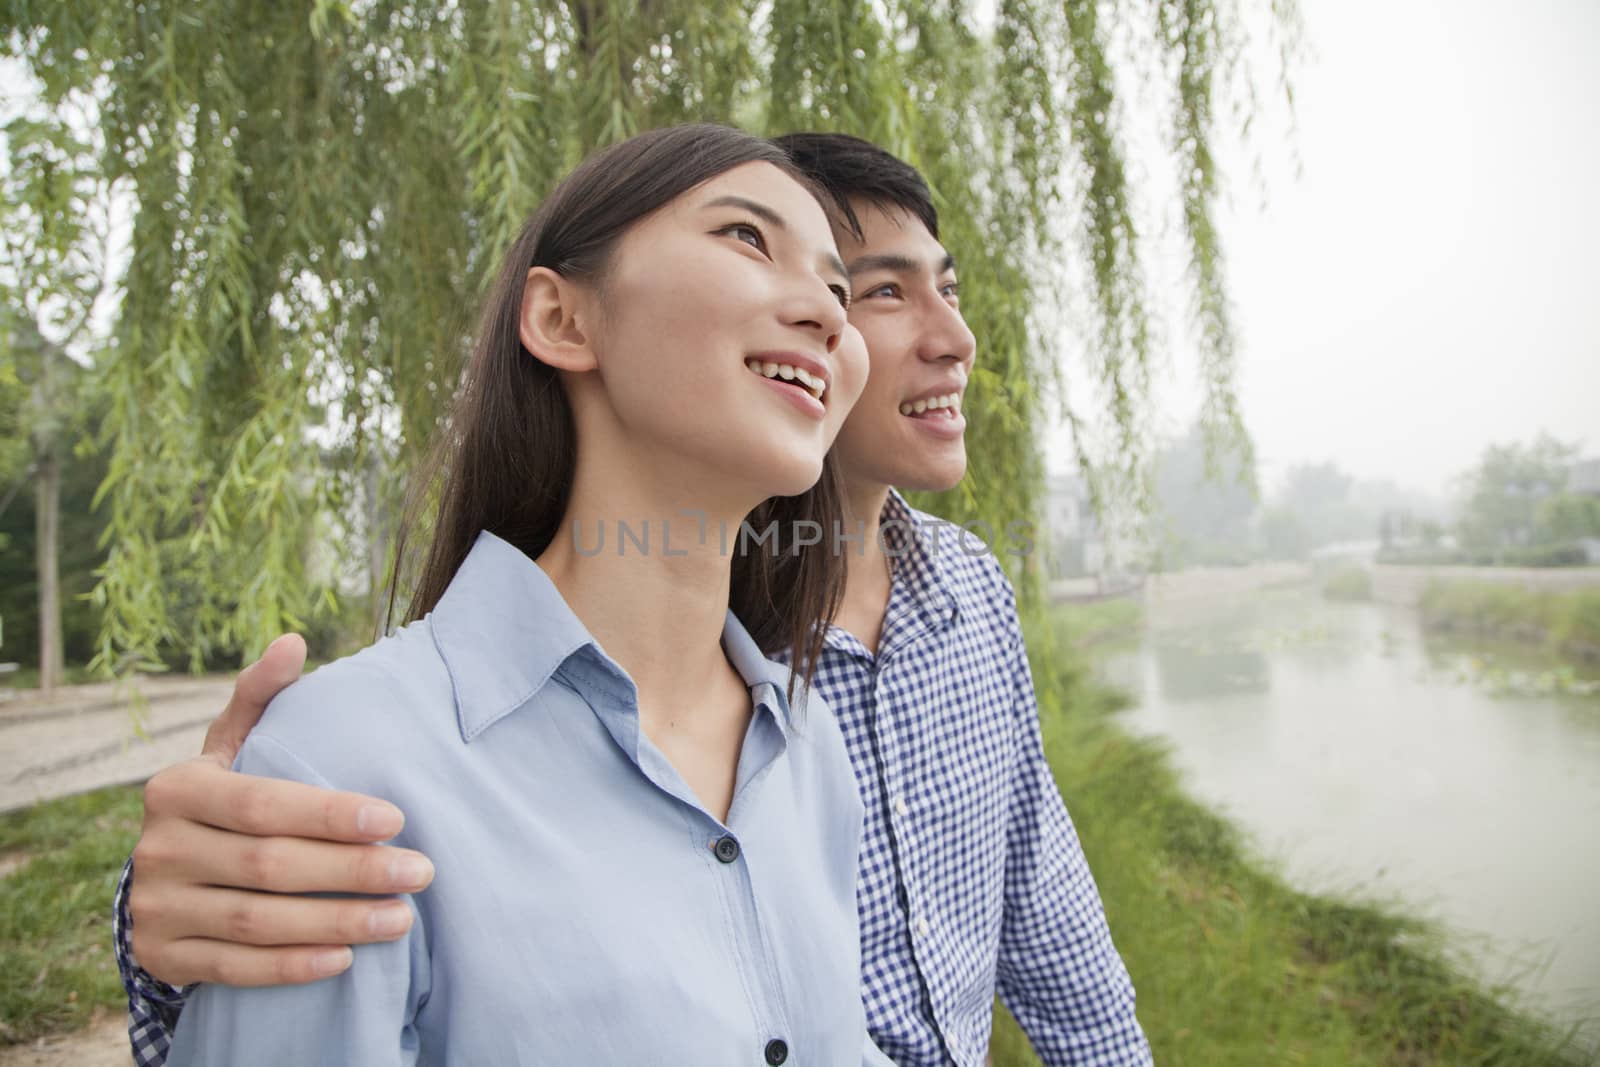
[143,821,435,896]
[148,939,357,989]
[148,885,414,948]
[144,759,405,843]
[202,633,308,763]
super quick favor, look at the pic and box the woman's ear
[519,266,598,372]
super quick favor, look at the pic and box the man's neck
[832,481,896,654]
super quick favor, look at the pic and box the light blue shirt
[167,531,892,1066]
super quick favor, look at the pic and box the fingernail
[312,947,353,977]
[369,905,412,938]
[389,854,434,889]
[357,803,404,837]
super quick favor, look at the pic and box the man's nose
[918,299,976,369]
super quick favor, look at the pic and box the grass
[1047,595,1143,648]
[988,603,1590,1066]
[0,783,142,1045]
[1419,581,1600,662]
[0,663,101,692]
[1323,567,1374,601]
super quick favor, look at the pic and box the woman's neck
[534,475,749,720]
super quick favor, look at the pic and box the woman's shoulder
[247,620,456,776]
[785,682,864,812]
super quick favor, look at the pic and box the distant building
[1043,475,1106,578]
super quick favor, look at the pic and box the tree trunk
[35,445,63,694]
[365,449,390,605]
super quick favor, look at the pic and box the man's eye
[863,283,897,299]
[941,281,960,298]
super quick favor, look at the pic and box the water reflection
[1103,588,1600,1048]
[1152,640,1271,701]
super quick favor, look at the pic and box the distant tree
[1276,461,1360,544]
[1257,506,1309,560]
[1457,436,1577,556]
[1536,493,1600,544]
[1151,422,1257,566]
[0,109,111,691]
[0,389,110,671]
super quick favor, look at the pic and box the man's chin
[890,455,967,495]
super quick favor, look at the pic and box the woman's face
[579,161,868,503]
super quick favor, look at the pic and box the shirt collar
[879,489,959,632]
[429,531,796,742]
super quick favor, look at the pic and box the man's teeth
[746,359,825,401]
[899,393,962,416]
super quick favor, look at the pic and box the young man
[114,133,1151,1066]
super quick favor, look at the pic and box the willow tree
[2,0,1298,671]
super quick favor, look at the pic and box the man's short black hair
[771,132,940,242]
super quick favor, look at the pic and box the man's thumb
[201,633,308,762]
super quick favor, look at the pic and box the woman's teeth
[899,393,962,417]
[746,359,825,401]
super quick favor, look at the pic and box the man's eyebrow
[845,251,959,276]
[704,194,848,281]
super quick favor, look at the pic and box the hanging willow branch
[1,0,1296,670]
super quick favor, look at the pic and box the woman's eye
[721,222,766,253]
[830,284,851,309]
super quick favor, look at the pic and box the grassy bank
[0,784,142,1044]
[1045,595,1143,647]
[988,604,1588,1066]
[1419,581,1600,662]
[1322,567,1374,601]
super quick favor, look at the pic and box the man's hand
[128,634,436,987]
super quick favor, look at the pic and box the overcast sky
[1046,0,1599,497]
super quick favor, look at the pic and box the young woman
[165,124,890,1066]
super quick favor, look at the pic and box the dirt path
[0,1015,129,1067]
[0,675,234,813]
[0,677,238,1064]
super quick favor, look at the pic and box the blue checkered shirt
[114,491,1148,1065]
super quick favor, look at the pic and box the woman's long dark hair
[386,125,847,691]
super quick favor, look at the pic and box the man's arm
[113,634,435,1065]
[163,730,429,1067]
[992,619,1153,1066]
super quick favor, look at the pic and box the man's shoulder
[898,499,1017,603]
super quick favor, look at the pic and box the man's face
[834,201,977,494]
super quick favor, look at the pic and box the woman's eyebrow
[703,194,788,230]
[703,194,848,279]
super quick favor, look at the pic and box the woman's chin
[758,456,827,500]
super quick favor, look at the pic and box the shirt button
[915,916,931,938]
[712,835,740,863]
[764,1038,789,1065]
[893,796,909,817]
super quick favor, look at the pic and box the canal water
[1098,587,1600,1050]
